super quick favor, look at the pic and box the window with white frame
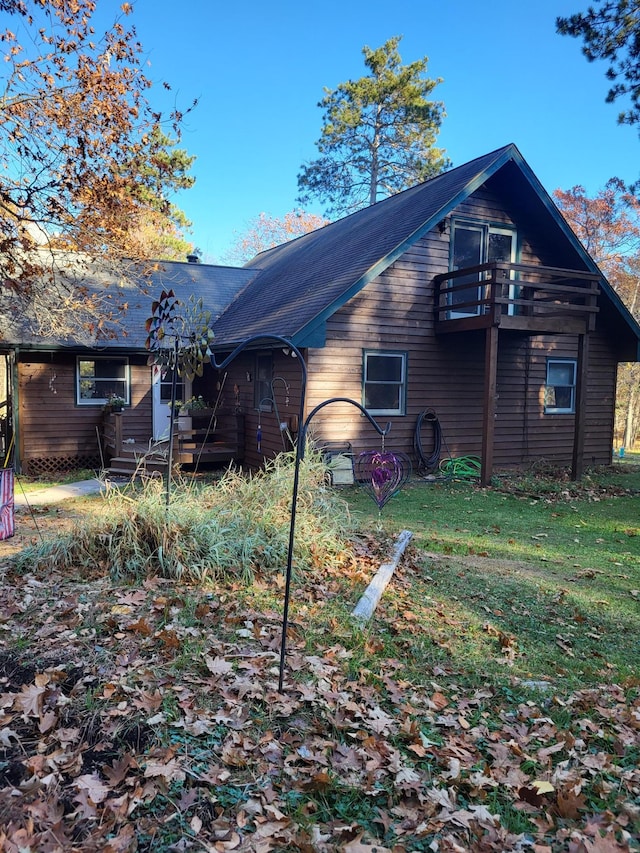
[76,357,130,405]
[363,351,406,416]
[158,367,188,407]
[544,359,576,414]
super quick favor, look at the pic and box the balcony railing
[433,262,601,334]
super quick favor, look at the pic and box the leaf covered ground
[0,498,638,853]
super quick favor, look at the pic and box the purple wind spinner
[355,450,411,509]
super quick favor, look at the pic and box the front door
[151,365,191,441]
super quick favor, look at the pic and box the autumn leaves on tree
[0,0,196,337]
[554,181,640,448]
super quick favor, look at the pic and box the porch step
[106,455,169,477]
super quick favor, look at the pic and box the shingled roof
[4,144,639,355]
[211,142,640,352]
[210,144,544,347]
[0,259,258,350]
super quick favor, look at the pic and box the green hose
[439,455,482,480]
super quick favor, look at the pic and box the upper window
[449,220,517,317]
[545,359,576,414]
[363,351,406,416]
[76,357,129,406]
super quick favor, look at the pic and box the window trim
[544,358,576,414]
[362,350,407,416]
[76,356,130,406]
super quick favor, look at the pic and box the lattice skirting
[23,454,101,477]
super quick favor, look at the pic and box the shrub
[15,452,355,584]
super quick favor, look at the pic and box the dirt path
[0,497,100,561]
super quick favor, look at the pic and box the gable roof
[0,259,258,351]
[4,144,639,359]
[211,143,640,353]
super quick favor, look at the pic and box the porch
[433,262,600,334]
[101,409,245,478]
[432,262,603,486]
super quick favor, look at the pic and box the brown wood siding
[583,335,617,463]
[204,352,304,469]
[304,194,620,472]
[15,181,622,477]
[454,186,516,231]
[17,353,153,472]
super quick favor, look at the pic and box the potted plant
[105,394,126,413]
[184,395,208,413]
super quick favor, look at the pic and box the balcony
[434,262,601,335]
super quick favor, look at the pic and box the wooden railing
[174,409,245,465]
[101,411,123,460]
[101,408,245,474]
[433,262,601,333]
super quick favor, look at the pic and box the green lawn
[340,465,640,690]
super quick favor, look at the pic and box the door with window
[151,365,191,440]
[449,221,517,317]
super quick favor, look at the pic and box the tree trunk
[623,382,640,450]
[369,105,382,206]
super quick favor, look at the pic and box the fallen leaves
[0,566,637,852]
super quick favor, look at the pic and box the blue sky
[131,0,639,263]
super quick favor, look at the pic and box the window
[254,352,273,411]
[76,357,129,406]
[449,220,517,317]
[363,351,406,416]
[158,367,188,407]
[545,359,576,414]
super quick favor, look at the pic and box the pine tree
[557,1,640,131]
[297,36,449,218]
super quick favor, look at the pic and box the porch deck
[433,262,601,335]
[102,411,245,477]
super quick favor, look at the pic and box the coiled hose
[414,409,442,472]
[415,410,482,481]
[438,455,482,480]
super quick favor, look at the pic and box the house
[0,260,258,476]
[2,143,639,483]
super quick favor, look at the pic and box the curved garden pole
[298,398,391,461]
[208,337,307,693]
[275,398,391,691]
[212,343,392,693]
[165,339,179,510]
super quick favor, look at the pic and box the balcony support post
[571,332,589,481]
[481,324,499,486]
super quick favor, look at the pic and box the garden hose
[414,409,442,472]
[439,455,482,480]
[414,410,482,482]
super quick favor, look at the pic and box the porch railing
[433,262,601,333]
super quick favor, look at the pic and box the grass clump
[15,452,354,583]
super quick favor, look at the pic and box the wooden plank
[351,530,413,624]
